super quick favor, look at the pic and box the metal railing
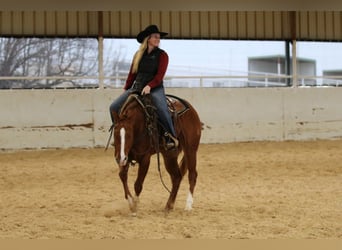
[1,74,342,89]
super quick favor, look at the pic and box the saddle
[105,93,188,151]
[120,93,189,118]
[165,94,190,116]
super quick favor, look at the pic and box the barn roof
[0,1,341,41]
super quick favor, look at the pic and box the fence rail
[1,74,342,89]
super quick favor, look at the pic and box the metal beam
[1,0,341,11]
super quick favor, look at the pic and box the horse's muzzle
[115,155,128,167]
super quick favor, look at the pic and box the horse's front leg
[134,156,151,196]
[118,165,136,214]
[132,156,151,212]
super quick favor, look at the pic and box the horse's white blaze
[120,127,126,163]
[185,192,193,211]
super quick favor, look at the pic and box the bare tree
[103,40,131,87]
[0,38,98,89]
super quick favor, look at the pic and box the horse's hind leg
[163,154,182,211]
[179,157,188,177]
[184,149,198,211]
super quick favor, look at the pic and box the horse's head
[112,99,145,167]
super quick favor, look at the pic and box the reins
[143,98,171,194]
[104,124,114,151]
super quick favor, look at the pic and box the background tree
[103,41,130,87]
[0,38,98,89]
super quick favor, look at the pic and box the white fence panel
[1,88,342,149]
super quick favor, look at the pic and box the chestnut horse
[110,93,201,214]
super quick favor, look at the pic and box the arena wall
[1,88,342,149]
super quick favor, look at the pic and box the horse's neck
[130,105,146,132]
[121,98,150,139]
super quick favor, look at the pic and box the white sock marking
[127,195,134,207]
[120,127,126,163]
[185,192,193,211]
[127,195,137,215]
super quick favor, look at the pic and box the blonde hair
[132,37,149,73]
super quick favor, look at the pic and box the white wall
[1,88,342,149]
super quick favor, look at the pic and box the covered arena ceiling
[0,0,341,41]
[1,0,341,12]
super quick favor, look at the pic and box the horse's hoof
[164,204,174,213]
[163,209,171,217]
[127,195,138,214]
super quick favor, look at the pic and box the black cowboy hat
[136,25,168,43]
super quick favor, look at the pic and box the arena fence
[1,74,342,89]
[1,86,342,150]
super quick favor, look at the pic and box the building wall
[1,88,342,149]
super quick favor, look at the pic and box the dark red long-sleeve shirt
[123,50,169,90]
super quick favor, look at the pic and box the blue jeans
[109,86,176,137]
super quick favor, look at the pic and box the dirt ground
[0,140,341,239]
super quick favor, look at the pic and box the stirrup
[164,132,179,149]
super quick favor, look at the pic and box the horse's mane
[119,94,144,117]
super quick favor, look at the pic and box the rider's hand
[141,85,151,95]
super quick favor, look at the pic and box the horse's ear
[112,111,120,123]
